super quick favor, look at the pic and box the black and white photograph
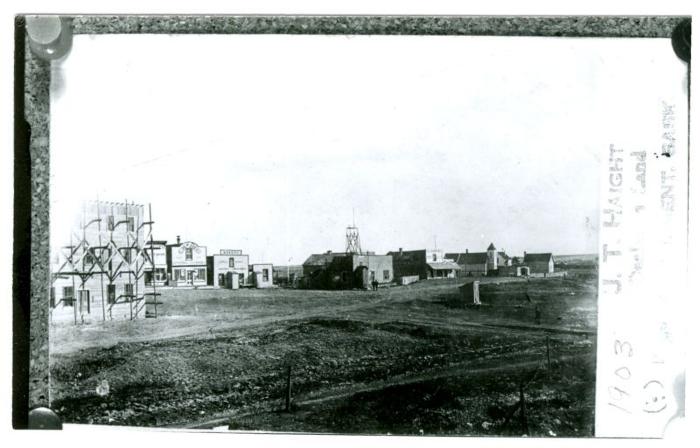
[10,14,691,440]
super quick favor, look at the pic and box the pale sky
[49,34,679,265]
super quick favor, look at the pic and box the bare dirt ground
[50,271,597,436]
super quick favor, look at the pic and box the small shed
[225,271,240,289]
[459,281,481,305]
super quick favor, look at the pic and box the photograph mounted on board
[44,29,687,436]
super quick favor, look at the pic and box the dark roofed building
[386,248,460,281]
[445,243,500,276]
[387,249,428,280]
[302,251,393,289]
[523,252,555,274]
[303,252,344,269]
[446,252,486,265]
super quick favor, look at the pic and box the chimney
[399,247,403,254]
[177,235,181,244]
[465,249,469,254]
[524,251,527,259]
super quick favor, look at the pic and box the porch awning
[427,261,462,270]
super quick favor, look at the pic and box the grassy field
[50,272,597,436]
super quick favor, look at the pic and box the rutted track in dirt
[52,283,462,354]
[384,316,596,337]
[53,279,593,355]
[131,288,595,349]
[177,352,587,430]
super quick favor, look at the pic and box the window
[218,274,225,286]
[84,249,95,266]
[197,268,206,280]
[50,287,56,308]
[63,286,74,307]
[384,270,390,280]
[127,217,135,231]
[262,268,269,282]
[185,247,193,261]
[107,215,115,231]
[432,254,437,262]
[107,284,116,304]
[79,290,90,314]
[124,283,134,298]
[146,269,165,284]
[229,257,235,268]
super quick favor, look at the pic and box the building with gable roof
[302,251,394,289]
[446,243,511,276]
[523,252,555,274]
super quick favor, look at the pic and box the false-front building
[207,249,250,289]
[166,237,207,287]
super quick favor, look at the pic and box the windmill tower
[345,209,362,254]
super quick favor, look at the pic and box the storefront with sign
[206,249,250,288]
[166,238,208,287]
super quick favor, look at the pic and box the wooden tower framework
[50,200,161,325]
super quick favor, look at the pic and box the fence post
[285,365,292,412]
[519,382,529,436]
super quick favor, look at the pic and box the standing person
[372,279,379,291]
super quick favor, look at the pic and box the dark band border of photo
[14,14,690,430]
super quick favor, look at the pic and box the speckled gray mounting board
[20,14,688,426]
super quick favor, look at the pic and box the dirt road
[50,276,597,434]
